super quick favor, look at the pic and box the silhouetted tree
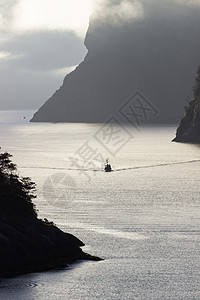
[173,65,200,142]
[193,65,200,99]
[0,151,37,217]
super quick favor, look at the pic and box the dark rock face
[173,66,200,143]
[31,2,200,124]
[0,151,101,278]
[0,217,100,277]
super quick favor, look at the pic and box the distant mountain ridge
[31,2,200,124]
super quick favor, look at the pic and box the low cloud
[0,50,24,61]
[0,0,91,110]
[92,0,200,24]
[0,51,11,59]
[53,66,77,77]
[0,29,87,110]
[1,0,200,111]
[0,31,87,71]
[12,0,92,38]
[110,1,144,23]
[0,0,18,31]
[93,0,144,23]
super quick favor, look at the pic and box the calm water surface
[0,111,200,299]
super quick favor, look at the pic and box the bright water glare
[0,111,200,299]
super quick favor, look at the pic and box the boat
[104,159,112,172]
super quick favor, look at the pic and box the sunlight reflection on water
[0,112,200,299]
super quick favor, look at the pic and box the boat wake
[115,159,200,172]
[19,159,200,173]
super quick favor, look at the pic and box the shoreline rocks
[0,216,102,278]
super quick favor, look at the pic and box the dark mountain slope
[173,66,200,142]
[31,2,200,124]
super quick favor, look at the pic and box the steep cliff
[173,66,200,142]
[31,2,200,124]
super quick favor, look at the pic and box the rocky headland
[0,152,101,278]
[173,66,200,143]
[0,216,100,278]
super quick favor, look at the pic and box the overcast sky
[0,0,94,110]
[1,0,200,111]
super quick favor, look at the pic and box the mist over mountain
[31,0,200,124]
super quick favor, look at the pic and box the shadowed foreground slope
[0,152,101,277]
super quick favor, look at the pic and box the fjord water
[1,111,200,300]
